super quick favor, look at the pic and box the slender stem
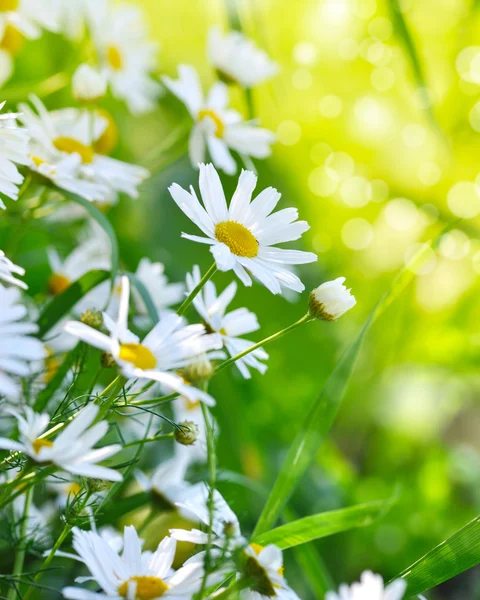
[7,487,33,600]
[197,390,216,599]
[95,375,126,422]
[215,314,313,375]
[213,578,252,600]
[128,392,178,407]
[177,263,217,317]
[121,433,173,449]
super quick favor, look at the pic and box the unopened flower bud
[85,477,111,494]
[101,351,116,369]
[181,355,214,385]
[174,421,199,446]
[72,64,107,103]
[80,308,103,330]
[308,277,356,321]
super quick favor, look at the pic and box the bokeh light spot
[276,120,301,146]
[342,217,373,249]
[447,181,480,218]
[385,198,418,230]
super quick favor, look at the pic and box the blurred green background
[4,0,480,597]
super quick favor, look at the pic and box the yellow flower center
[32,438,53,455]
[0,0,18,12]
[48,273,71,296]
[118,344,157,370]
[93,109,119,155]
[0,24,23,55]
[215,221,259,258]
[118,576,169,600]
[30,154,45,168]
[53,137,94,164]
[198,108,224,138]
[66,482,81,496]
[107,45,123,70]
[44,346,61,383]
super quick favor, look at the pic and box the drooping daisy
[0,404,122,481]
[169,164,317,294]
[0,282,45,398]
[309,277,356,321]
[0,249,27,288]
[64,276,222,405]
[133,257,185,318]
[62,527,207,600]
[162,65,275,175]
[0,101,30,206]
[187,265,267,378]
[18,95,149,203]
[88,1,161,115]
[208,26,279,88]
[326,571,407,600]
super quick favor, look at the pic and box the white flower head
[72,63,107,102]
[309,277,356,321]
[64,276,222,405]
[62,527,206,600]
[88,2,161,114]
[208,26,279,88]
[18,95,149,203]
[162,65,275,174]
[0,249,27,288]
[0,101,30,207]
[0,404,122,481]
[0,283,45,398]
[326,571,407,600]
[169,163,317,294]
[133,258,185,316]
[187,264,268,378]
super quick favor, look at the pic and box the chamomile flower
[133,258,185,317]
[309,277,356,321]
[72,63,107,103]
[0,404,122,481]
[18,95,149,202]
[0,249,27,288]
[62,527,206,600]
[0,101,30,206]
[88,1,161,114]
[64,276,222,405]
[208,26,279,88]
[0,282,45,398]
[169,163,317,294]
[326,571,407,600]
[56,0,97,41]
[162,65,275,174]
[187,265,267,378]
[0,0,59,42]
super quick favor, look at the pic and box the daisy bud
[181,355,214,385]
[101,351,116,369]
[174,421,199,446]
[85,478,111,494]
[72,64,107,103]
[308,277,356,321]
[80,308,103,330]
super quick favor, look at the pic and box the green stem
[213,578,252,600]
[177,263,217,317]
[94,375,126,422]
[128,392,178,407]
[122,433,173,449]
[7,487,33,600]
[215,314,313,375]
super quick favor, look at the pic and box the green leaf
[292,542,335,598]
[127,272,159,324]
[253,242,434,537]
[393,515,480,596]
[60,189,119,290]
[254,500,392,550]
[37,270,109,337]
[33,344,80,412]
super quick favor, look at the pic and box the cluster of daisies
[0,1,409,600]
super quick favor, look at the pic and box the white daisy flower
[72,63,107,103]
[56,0,97,41]
[187,264,267,378]
[326,571,407,600]
[169,163,317,294]
[162,65,275,175]
[64,276,222,405]
[62,527,206,600]
[18,95,149,203]
[208,26,279,88]
[0,0,59,41]
[0,249,27,288]
[0,404,122,481]
[0,282,45,398]
[309,277,356,321]
[88,1,161,115]
[0,101,30,206]
[133,258,185,317]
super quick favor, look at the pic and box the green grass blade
[254,498,392,550]
[393,515,480,596]
[60,189,119,290]
[33,344,80,412]
[293,542,335,597]
[37,270,110,337]
[127,272,159,324]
